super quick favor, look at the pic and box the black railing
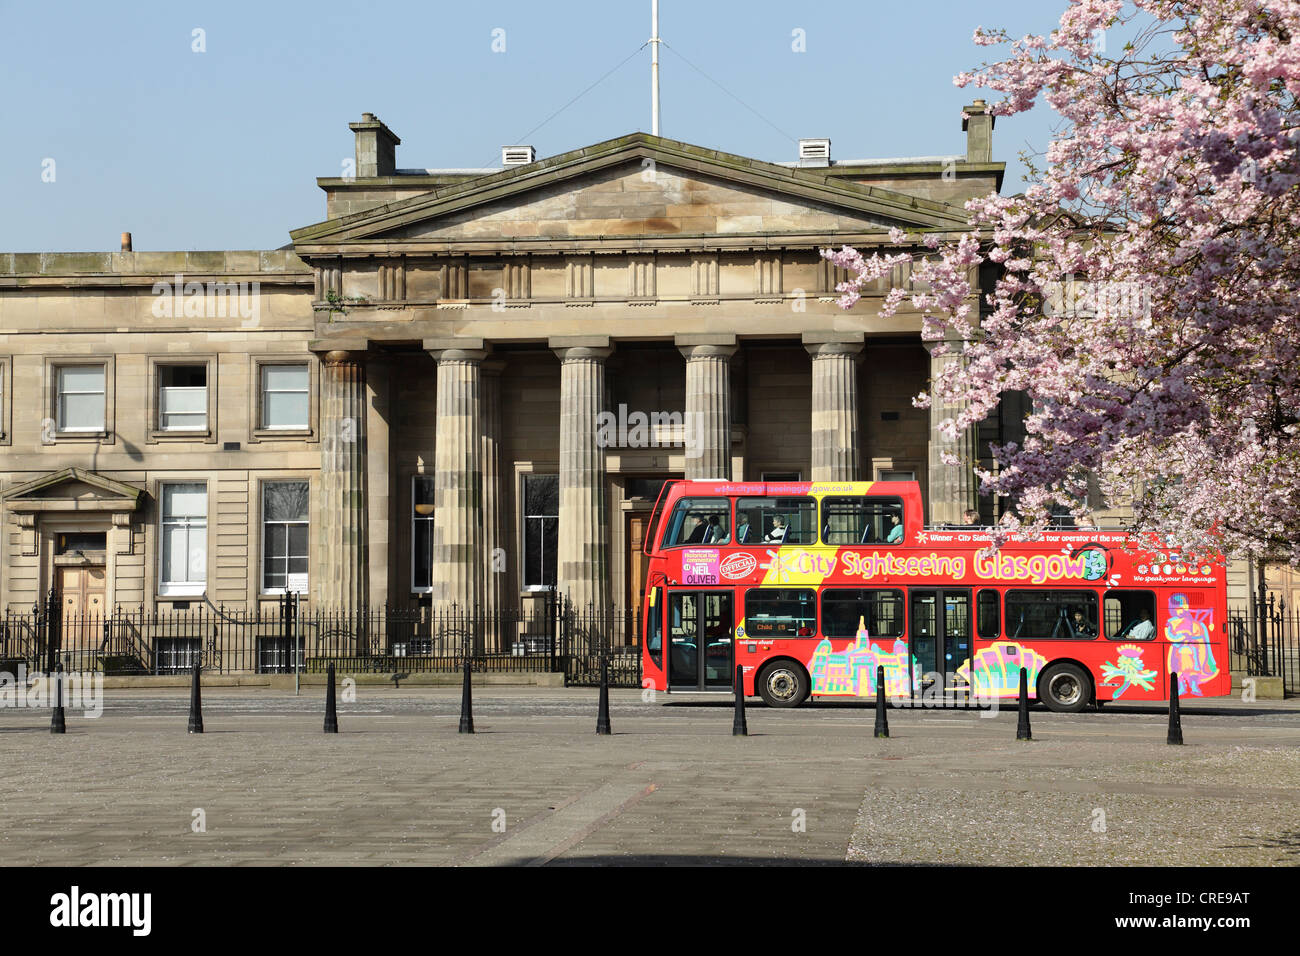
[1229,595,1297,696]
[2,590,644,687]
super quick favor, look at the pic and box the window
[737,496,816,545]
[821,496,904,545]
[412,476,435,592]
[262,481,309,593]
[260,364,309,430]
[1105,589,1157,640]
[523,474,558,589]
[744,588,817,637]
[1005,589,1100,640]
[0,359,7,441]
[56,365,106,432]
[56,532,107,555]
[160,482,207,596]
[879,469,915,482]
[662,497,731,547]
[761,471,801,482]
[821,588,905,639]
[977,589,1001,639]
[159,365,208,431]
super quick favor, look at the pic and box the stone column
[806,339,864,481]
[925,340,979,524]
[317,350,369,610]
[678,339,737,480]
[430,346,486,616]
[554,343,612,611]
[480,358,506,650]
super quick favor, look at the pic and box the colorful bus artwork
[640,480,1229,711]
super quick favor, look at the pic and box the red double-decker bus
[641,480,1228,711]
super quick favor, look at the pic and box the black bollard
[873,665,889,738]
[596,653,612,735]
[458,657,475,734]
[323,662,338,734]
[1167,673,1183,745]
[1016,667,1032,741]
[188,661,204,734]
[49,662,66,735]
[732,664,748,736]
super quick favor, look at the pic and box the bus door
[909,589,972,698]
[667,591,735,690]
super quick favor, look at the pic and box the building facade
[11,104,1205,641]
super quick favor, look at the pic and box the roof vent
[797,138,831,167]
[501,145,536,166]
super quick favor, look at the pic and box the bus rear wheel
[1039,663,1091,714]
[757,661,809,708]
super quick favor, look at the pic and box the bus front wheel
[1039,663,1091,714]
[757,661,809,709]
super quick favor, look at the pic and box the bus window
[744,588,817,637]
[737,497,817,544]
[661,497,731,547]
[821,588,904,638]
[1105,590,1156,640]
[1005,589,1100,640]
[821,497,904,545]
[977,589,1000,639]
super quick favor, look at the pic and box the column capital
[922,337,969,357]
[428,347,489,365]
[553,344,613,363]
[321,349,366,368]
[679,343,738,361]
[804,340,865,359]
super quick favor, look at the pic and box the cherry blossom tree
[827,0,1300,567]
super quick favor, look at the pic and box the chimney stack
[348,112,401,178]
[120,232,132,252]
[962,99,994,163]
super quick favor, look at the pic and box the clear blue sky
[0,0,1064,252]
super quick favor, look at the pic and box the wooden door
[626,514,650,648]
[57,565,106,653]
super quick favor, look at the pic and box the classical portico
[298,111,1009,619]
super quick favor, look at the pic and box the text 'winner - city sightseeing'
[640,480,1228,711]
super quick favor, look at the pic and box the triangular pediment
[3,468,143,512]
[290,133,970,247]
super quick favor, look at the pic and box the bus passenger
[1071,609,1096,638]
[765,515,788,543]
[886,513,903,543]
[1127,607,1155,641]
[735,512,754,544]
[685,516,709,543]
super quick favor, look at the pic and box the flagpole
[651,0,661,135]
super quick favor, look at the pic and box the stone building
[11,103,1222,639]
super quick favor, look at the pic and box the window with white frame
[522,474,558,589]
[262,481,309,593]
[56,365,106,432]
[260,364,309,430]
[159,482,207,595]
[159,365,208,431]
[412,476,435,592]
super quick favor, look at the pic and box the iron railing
[2,591,644,687]
[1228,594,1297,696]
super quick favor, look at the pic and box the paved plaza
[0,687,1298,866]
